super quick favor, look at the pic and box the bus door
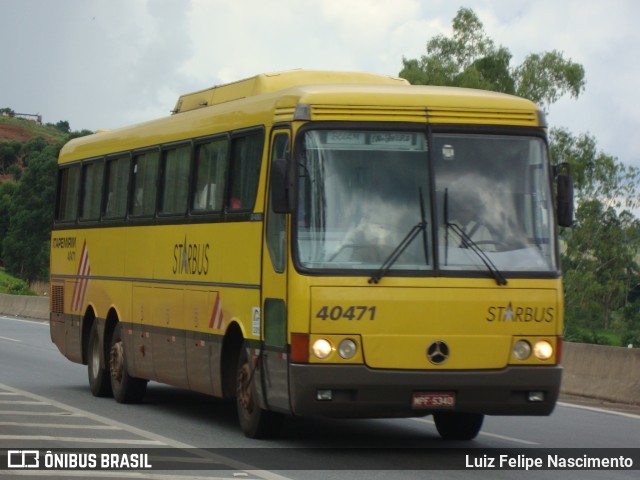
[259,130,290,413]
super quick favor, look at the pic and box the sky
[2,0,640,169]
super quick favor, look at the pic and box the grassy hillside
[0,268,36,295]
[0,115,67,144]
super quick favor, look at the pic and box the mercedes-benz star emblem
[427,340,450,365]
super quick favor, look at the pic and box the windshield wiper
[444,189,508,286]
[446,222,508,286]
[369,188,429,284]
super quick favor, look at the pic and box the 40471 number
[315,305,377,321]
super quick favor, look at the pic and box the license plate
[412,392,456,409]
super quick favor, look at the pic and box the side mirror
[556,173,574,227]
[271,158,292,214]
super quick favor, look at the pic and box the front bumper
[289,364,562,417]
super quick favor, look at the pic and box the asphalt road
[1,314,639,479]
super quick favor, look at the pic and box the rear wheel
[109,323,147,403]
[87,322,112,397]
[433,412,484,440]
[236,344,283,438]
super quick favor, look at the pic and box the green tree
[562,201,639,331]
[400,7,585,111]
[0,140,21,175]
[619,297,640,347]
[2,144,58,282]
[49,120,71,133]
[550,128,640,209]
[551,128,640,341]
[20,136,49,167]
[0,180,18,262]
[6,164,23,181]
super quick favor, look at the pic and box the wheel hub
[236,363,253,413]
[110,341,124,383]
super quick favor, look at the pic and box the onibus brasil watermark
[6,450,151,470]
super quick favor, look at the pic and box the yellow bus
[50,70,573,440]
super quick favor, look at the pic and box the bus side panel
[150,287,188,389]
[53,280,84,364]
[49,312,66,355]
[131,285,156,380]
[50,311,83,363]
[185,289,214,395]
[64,314,83,364]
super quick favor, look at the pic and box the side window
[227,132,264,212]
[266,133,289,272]
[131,151,159,217]
[105,155,130,219]
[160,145,191,215]
[192,138,228,213]
[56,165,81,222]
[79,160,104,221]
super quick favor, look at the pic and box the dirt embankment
[0,123,35,142]
[0,117,66,144]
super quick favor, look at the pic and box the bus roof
[59,71,543,163]
[172,70,410,114]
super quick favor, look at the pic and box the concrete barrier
[561,341,640,406]
[0,293,49,320]
[1,294,639,406]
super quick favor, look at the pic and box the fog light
[317,389,333,401]
[513,340,532,360]
[528,391,545,402]
[338,339,357,359]
[312,339,333,359]
[533,340,553,360]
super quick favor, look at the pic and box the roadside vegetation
[0,267,36,295]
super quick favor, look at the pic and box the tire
[433,412,484,440]
[109,323,147,403]
[235,344,283,438]
[87,321,112,397]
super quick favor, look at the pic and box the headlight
[337,339,357,359]
[513,340,532,360]
[533,340,553,360]
[312,339,333,359]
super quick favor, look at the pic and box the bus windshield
[295,128,557,275]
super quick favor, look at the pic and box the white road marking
[0,316,48,326]
[0,421,119,429]
[0,335,21,343]
[0,410,80,416]
[409,416,539,445]
[0,471,246,479]
[0,400,44,405]
[0,434,164,444]
[558,401,640,420]
[0,383,292,480]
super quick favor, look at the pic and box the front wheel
[433,412,484,440]
[235,345,283,438]
[109,323,147,403]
